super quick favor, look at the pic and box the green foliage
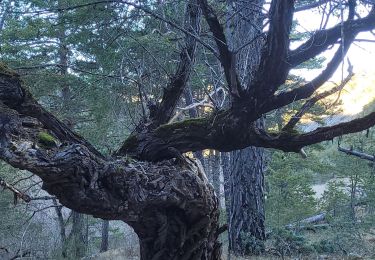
[311,239,336,253]
[271,229,312,256]
[266,151,319,227]
[239,232,265,255]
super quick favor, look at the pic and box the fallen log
[338,146,375,162]
[286,212,326,229]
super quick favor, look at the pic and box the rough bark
[225,0,267,255]
[71,212,88,258]
[228,148,266,255]
[0,66,221,259]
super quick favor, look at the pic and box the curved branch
[266,111,375,152]
[270,33,355,111]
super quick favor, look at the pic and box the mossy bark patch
[38,132,57,147]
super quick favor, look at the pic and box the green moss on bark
[38,132,57,147]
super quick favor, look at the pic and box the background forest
[1,0,375,259]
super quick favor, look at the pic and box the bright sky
[293,10,375,81]
[293,8,375,116]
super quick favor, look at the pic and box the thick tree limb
[117,102,375,160]
[270,34,355,111]
[266,112,375,152]
[199,0,242,98]
[149,0,202,127]
[252,0,295,98]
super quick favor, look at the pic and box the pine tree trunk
[100,220,109,252]
[225,0,267,255]
[228,147,266,255]
[72,212,88,258]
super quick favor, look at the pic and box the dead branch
[0,177,31,204]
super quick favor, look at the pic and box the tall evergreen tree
[224,0,268,255]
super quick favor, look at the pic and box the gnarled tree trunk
[0,62,222,259]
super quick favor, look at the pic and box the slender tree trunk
[72,212,88,258]
[212,150,221,199]
[184,86,205,166]
[53,198,68,257]
[100,220,110,252]
[221,152,231,212]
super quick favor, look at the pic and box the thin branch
[295,0,331,12]
[121,0,218,57]
[169,87,223,123]
[282,65,354,131]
